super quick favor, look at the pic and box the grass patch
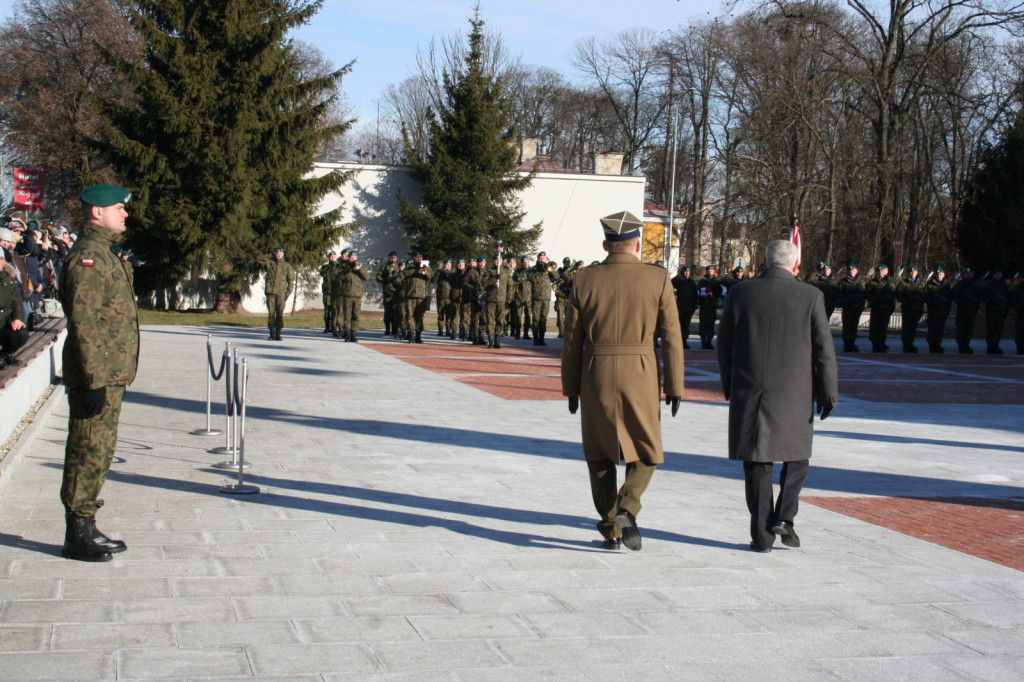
[138,308,389,329]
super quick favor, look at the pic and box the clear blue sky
[0,1,721,125]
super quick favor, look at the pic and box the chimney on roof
[520,137,539,163]
[593,151,624,175]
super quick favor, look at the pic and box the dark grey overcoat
[716,267,838,462]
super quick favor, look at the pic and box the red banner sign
[13,168,45,212]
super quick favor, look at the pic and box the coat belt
[586,343,654,356]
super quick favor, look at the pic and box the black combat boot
[268,329,275,341]
[62,514,112,562]
[415,330,423,344]
[494,337,502,349]
[87,517,126,553]
[350,329,358,343]
[532,331,541,346]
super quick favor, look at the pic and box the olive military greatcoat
[716,268,838,462]
[561,252,684,465]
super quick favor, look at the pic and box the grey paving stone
[294,615,421,643]
[0,598,115,624]
[61,576,174,600]
[0,650,115,680]
[174,619,302,647]
[247,642,379,675]
[370,640,508,672]
[0,625,49,652]
[117,646,252,679]
[51,622,175,649]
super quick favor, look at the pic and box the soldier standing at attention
[696,266,723,349]
[561,211,684,551]
[482,252,513,348]
[463,256,485,345]
[554,257,572,337]
[838,264,865,352]
[925,267,952,353]
[513,256,533,339]
[528,252,556,346]
[896,265,926,353]
[59,184,139,562]
[376,251,400,336]
[981,269,1010,354]
[339,251,369,342]
[320,251,337,333]
[952,267,981,353]
[449,258,469,340]
[671,265,699,349]
[328,250,349,338]
[432,259,453,336]
[261,246,294,341]
[865,264,895,353]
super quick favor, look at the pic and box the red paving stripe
[364,341,1024,404]
[804,496,1024,571]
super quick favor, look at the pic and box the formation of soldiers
[318,249,592,348]
[671,260,1024,355]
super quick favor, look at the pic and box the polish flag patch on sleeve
[81,258,95,267]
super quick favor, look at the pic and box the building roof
[515,157,570,173]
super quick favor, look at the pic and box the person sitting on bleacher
[0,249,28,367]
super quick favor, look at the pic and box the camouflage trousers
[322,293,336,329]
[530,299,550,336]
[266,294,285,331]
[339,296,361,332]
[484,300,507,338]
[61,385,126,517]
[404,297,427,333]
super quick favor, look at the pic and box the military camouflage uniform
[463,263,485,344]
[482,263,513,347]
[527,263,556,345]
[510,265,532,338]
[339,260,369,341]
[376,259,401,336]
[59,223,140,518]
[261,253,294,338]
[403,262,432,342]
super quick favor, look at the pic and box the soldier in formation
[696,266,723,349]
[375,251,400,336]
[670,265,698,349]
[925,267,952,353]
[865,264,896,353]
[895,265,926,353]
[952,268,981,353]
[838,264,865,352]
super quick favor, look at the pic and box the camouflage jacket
[403,264,432,299]
[527,264,555,301]
[0,268,25,325]
[376,262,401,297]
[262,256,294,298]
[59,223,139,390]
[482,266,513,304]
[341,263,370,298]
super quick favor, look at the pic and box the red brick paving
[804,496,1024,571]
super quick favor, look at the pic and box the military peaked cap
[80,184,131,207]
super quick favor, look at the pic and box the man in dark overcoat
[562,211,685,551]
[717,240,838,552]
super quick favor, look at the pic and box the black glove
[818,396,836,421]
[82,387,106,418]
[568,396,579,414]
[665,396,680,417]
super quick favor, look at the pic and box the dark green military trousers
[530,299,550,337]
[61,385,126,517]
[266,293,285,332]
[587,459,656,541]
[339,296,361,333]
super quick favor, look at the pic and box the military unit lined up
[313,248,593,348]
[669,261,1024,355]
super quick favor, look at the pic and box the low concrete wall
[0,328,66,448]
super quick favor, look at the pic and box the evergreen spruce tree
[397,12,540,260]
[956,108,1024,273]
[96,0,352,311]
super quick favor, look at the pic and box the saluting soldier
[482,252,513,348]
[320,251,338,333]
[528,251,557,346]
[838,264,865,352]
[260,247,294,341]
[339,251,370,342]
[403,252,432,343]
[670,265,699,349]
[865,264,896,353]
[806,263,840,320]
[925,267,952,353]
[981,269,1010,354]
[896,265,926,352]
[449,258,469,339]
[376,251,400,336]
[59,184,139,562]
[952,267,981,353]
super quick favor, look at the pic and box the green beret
[537,251,546,258]
[591,260,600,265]
[681,265,691,272]
[848,263,858,269]
[388,251,397,257]
[935,266,944,274]
[274,247,284,253]
[563,257,571,263]
[412,250,423,257]
[80,184,131,207]
[878,263,889,270]
[909,264,919,270]
[457,258,466,264]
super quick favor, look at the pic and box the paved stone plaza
[0,325,1021,680]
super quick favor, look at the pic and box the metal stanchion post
[210,346,235,456]
[214,348,249,468]
[222,358,258,495]
[192,335,223,436]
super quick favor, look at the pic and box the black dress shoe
[771,521,800,548]
[614,510,642,551]
[602,538,621,550]
[749,541,772,553]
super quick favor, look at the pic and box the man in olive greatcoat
[925,267,952,353]
[671,265,698,349]
[261,247,294,341]
[717,240,838,553]
[59,184,140,562]
[896,265,926,352]
[562,211,684,552]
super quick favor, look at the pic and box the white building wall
[243,163,645,312]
